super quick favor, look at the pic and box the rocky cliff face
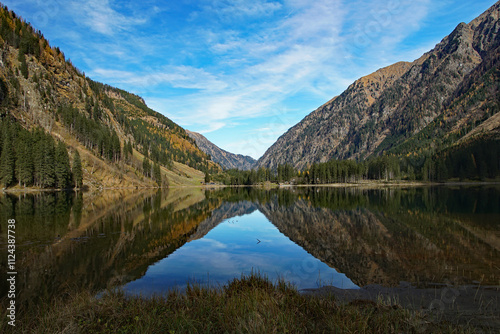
[187,130,256,170]
[257,2,500,170]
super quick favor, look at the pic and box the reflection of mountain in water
[1,186,498,308]
[0,189,220,307]
[189,201,257,241]
[0,189,261,308]
[257,189,500,287]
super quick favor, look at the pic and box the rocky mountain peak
[186,130,256,170]
[256,1,500,171]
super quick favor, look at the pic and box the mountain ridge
[256,1,500,171]
[186,130,256,170]
[0,5,221,189]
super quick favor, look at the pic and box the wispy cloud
[203,0,283,19]
[132,0,434,157]
[91,66,228,92]
[69,0,147,35]
[8,0,485,158]
[338,0,432,71]
[159,1,346,129]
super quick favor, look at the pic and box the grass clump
[2,273,478,333]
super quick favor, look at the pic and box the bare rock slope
[257,2,500,170]
[187,130,256,170]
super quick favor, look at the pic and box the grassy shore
[2,274,480,333]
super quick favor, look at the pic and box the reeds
[2,273,478,333]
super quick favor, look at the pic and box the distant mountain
[0,5,220,189]
[186,130,256,170]
[257,1,500,171]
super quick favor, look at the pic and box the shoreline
[5,274,495,333]
[2,180,500,194]
[302,282,500,330]
[290,180,500,188]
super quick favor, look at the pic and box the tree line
[57,104,121,162]
[85,78,215,175]
[0,117,83,189]
[218,137,499,185]
[1,4,213,182]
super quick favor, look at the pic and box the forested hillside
[0,5,220,189]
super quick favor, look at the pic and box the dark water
[1,186,499,306]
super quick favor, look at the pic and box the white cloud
[198,122,227,134]
[339,0,432,69]
[69,0,147,35]
[90,66,228,92]
[98,1,433,158]
[28,0,434,158]
[201,0,283,20]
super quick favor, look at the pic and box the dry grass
[1,273,479,334]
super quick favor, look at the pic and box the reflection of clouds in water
[166,243,285,274]
[195,238,227,249]
[125,209,358,295]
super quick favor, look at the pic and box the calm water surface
[0,186,499,306]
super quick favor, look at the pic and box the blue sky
[3,0,496,159]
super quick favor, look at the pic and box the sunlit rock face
[257,3,500,170]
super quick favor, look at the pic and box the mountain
[0,5,220,189]
[257,2,500,171]
[186,130,256,170]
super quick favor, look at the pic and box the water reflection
[0,186,498,307]
[124,209,356,295]
[257,186,500,287]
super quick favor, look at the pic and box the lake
[1,185,499,308]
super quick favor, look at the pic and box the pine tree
[436,159,448,182]
[55,141,71,189]
[15,131,33,186]
[72,150,83,188]
[143,157,151,178]
[18,52,28,79]
[129,141,133,155]
[111,131,121,162]
[0,132,15,187]
[124,140,129,161]
[153,162,161,186]
[33,132,56,188]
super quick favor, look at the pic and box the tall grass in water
[2,273,477,333]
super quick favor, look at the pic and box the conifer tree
[111,131,121,162]
[15,130,33,186]
[33,131,56,188]
[143,156,151,178]
[153,162,161,186]
[18,52,28,79]
[55,141,71,189]
[72,150,83,188]
[128,141,133,157]
[124,140,129,161]
[0,132,15,187]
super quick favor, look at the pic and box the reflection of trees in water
[0,189,224,310]
[253,187,500,287]
[0,191,75,243]
[0,186,498,311]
